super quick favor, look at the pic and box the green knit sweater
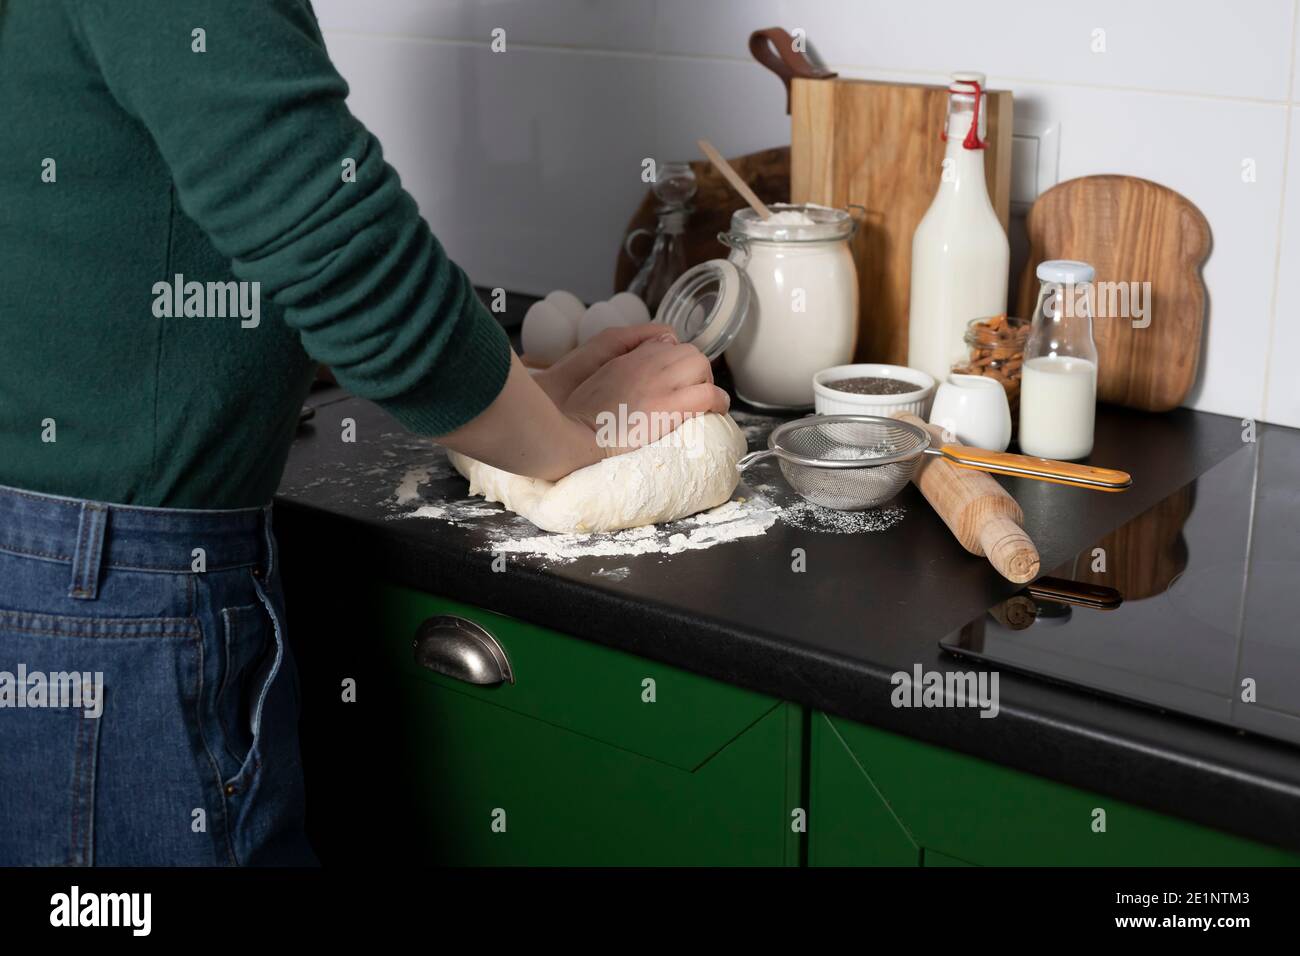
[0,0,511,507]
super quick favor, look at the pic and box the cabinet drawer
[376,585,779,771]
[393,680,800,865]
[815,715,1300,866]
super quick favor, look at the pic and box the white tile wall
[312,0,656,51]
[1268,106,1299,426]
[1294,11,1300,101]
[314,0,1300,424]
[323,31,656,303]
[653,55,788,160]
[656,0,1295,101]
[1001,83,1290,421]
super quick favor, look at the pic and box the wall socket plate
[1010,118,1061,214]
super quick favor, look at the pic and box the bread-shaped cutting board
[1016,175,1211,412]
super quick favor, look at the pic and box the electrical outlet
[1011,118,1061,213]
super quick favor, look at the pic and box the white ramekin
[812,364,937,418]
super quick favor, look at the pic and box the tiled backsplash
[312,0,1298,426]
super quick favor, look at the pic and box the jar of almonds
[951,315,1030,416]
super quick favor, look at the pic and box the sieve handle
[935,445,1132,492]
[736,449,778,472]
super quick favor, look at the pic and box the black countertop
[275,385,1300,853]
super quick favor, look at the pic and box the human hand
[531,324,672,407]
[560,338,730,455]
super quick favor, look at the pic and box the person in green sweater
[0,0,726,866]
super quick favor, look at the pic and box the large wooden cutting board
[1015,175,1210,412]
[790,77,1013,367]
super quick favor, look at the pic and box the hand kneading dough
[446,413,747,534]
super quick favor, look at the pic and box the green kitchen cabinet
[364,586,804,866]
[283,559,1296,867]
[810,714,1300,866]
[808,711,920,866]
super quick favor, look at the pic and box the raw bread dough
[446,413,748,534]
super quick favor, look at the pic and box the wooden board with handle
[791,77,1013,368]
[896,413,1040,583]
[1015,175,1211,412]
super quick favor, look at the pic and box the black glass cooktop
[942,428,1300,748]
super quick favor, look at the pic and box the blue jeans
[0,483,313,865]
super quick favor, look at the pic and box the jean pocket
[0,609,199,866]
[0,685,101,866]
[217,588,284,787]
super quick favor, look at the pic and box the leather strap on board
[748,27,837,114]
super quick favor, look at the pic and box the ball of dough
[608,291,651,326]
[446,413,748,534]
[543,289,587,327]
[521,300,577,364]
[578,300,632,344]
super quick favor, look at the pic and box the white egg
[608,291,651,326]
[543,289,587,328]
[578,300,632,344]
[521,300,577,364]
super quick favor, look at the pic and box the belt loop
[258,504,275,580]
[68,502,109,600]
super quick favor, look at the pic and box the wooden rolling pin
[895,413,1041,583]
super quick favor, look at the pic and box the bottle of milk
[907,72,1010,385]
[1019,260,1099,460]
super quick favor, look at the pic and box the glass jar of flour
[653,203,859,410]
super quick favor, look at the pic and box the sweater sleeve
[67,0,511,435]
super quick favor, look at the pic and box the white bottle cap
[1036,259,1095,284]
[950,71,987,91]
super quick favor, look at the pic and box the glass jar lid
[1036,259,1095,284]
[731,202,853,242]
[652,258,752,360]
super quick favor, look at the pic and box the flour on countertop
[484,496,781,563]
[391,499,502,523]
[728,407,786,444]
[394,466,434,505]
[395,485,905,563]
[384,421,906,568]
[780,501,906,533]
[404,503,446,519]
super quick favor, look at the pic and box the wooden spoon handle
[939,445,1132,492]
[697,138,773,219]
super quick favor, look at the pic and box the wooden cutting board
[1015,175,1211,412]
[790,77,1013,367]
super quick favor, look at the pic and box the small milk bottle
[1019,260,1099,460]
[907,71,1010,385]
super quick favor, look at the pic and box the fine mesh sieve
[737,416,933,511]
[737,414,1132,511]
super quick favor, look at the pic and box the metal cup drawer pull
[412,615,514,686]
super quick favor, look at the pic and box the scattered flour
[485,496,781,563]
[780,501,906,534]
[405,503,446,520]
[728,408,785,444]
[394,465,434,505]
[391,498,504,523]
